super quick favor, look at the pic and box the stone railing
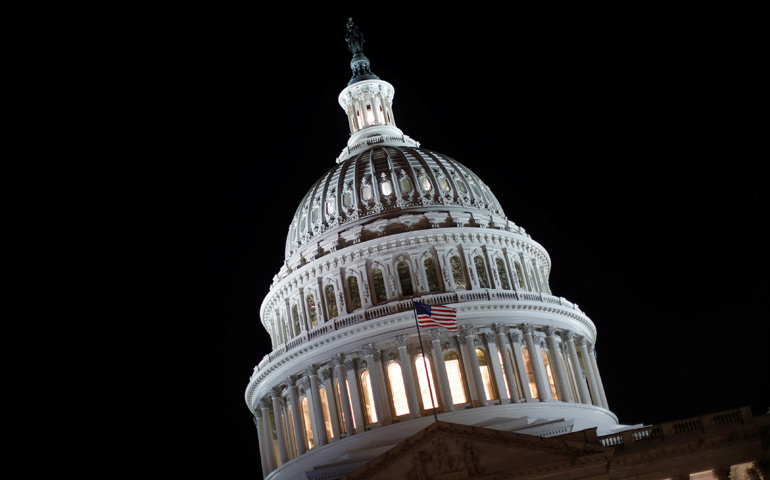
[597,407,751,447]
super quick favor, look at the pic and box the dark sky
[49,6,766,477]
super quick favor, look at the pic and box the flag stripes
[413,301,457,332]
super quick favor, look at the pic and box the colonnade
[252,323,609,476]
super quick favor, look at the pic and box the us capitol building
[245,20,768,480]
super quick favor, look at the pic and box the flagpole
[411,298,439,423]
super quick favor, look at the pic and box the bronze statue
[346,18,365,55]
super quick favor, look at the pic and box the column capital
[586,343,595,353]
[360,343,374,356]
[394,334,408,348]
[260,397,272,409]
[270,386,283,398]
[299,377,310,391]
[545,325,558,337]
[333,353,345,366]
[286,375,297,387]
[320,368,332,381]
[484,332,496,343]
[520,323,534,335]
[460,324,475,337]
[575,336,586,347]
[428,328,442,341]
[306,364,319,376]
[373,349,382,361]
[509,331,522,344]
[457,331,466,343]
[345,358,356,371]
[254,408,263,418]
[492,322,505,334]
[562,330,576,342]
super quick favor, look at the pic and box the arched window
[496,258,510,290]
[279,311,289,343]
[397,261,413,296]
[531,261,542,292]
[318,387,333,438]
[292,305,301,336]
[521,348,538,399]
[449,256,466,290]
[444,351,467,404]
[301,397,314,449]
[387,363,410,416]
[371,268,386,303]
[474,256,490,288]
[325,284,338,319]
[347,276,362,310]
[514,262,526,289]
[476,348,496,400]
[542,351,559,400]
[360,371,378,424]
[307,294,318,328]
[414,355,438,410]
[423,258,440,292]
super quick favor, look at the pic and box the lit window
[371,268,386,303]
[292,305,300,336]
[319,387,333,438]
[325,284,338,319]
[397,261,413,296]
[326,200,335,215]
[387,363,410,416]
[450,256,466,290]
[346,379,356,430]
[476,349,496,400]
[522,348,538,399]
[542,351,559,400]
[444,351,467,404]
[307,294,318,328]
[423,258,440,292]
[311,206,319,224]
[474,256,490,288]
[347,276,362,310]
[360,371,378,424]
[438,177,450,191]
[301,397,314,449]
[343,192,352,207]
[381,181,392,196]
[421,177,432,191]
[400,177,412,192]
[496,258,510,290]
[366,103,375,125]
[362,185,373,201]
[414,355,438,410]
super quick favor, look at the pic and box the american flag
[413,301,457,332]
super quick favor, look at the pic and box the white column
[509,332,534,402]
[428,329,454,411]
[306,365,328,446]
[260,398,277,472]
[394,334,421,418]
[372,349,392,425]
[270,387,289,465]
[345,357,366,431]
[521,324,551,402]
[253,411,269,478]
[460,325,488,406]
[564,331,592,405]
[493,323,521,403]
[285,376,306,456]
[544,326,572,403]
[485,331,508,403]
[332,354,355,436]
[587,343,609,409]
[361,343,385,425]
[319,368,340,441]
[578,337,602,407]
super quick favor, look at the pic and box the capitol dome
[247,20,619,480]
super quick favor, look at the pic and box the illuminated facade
[245,21,769,480]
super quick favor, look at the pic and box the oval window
[457,182,467,194]
[438,177,450,191]
[326,200,335,215]
[400,177,413,192]
[381,181,392,196]
[362,185,373,200]
[421,177,432,191]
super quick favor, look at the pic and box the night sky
[50,6,766,477]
